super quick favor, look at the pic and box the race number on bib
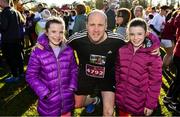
[86,64,105,78]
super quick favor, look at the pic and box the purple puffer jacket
[115,33,162,115]
[26,34,78,116]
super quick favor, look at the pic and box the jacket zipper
[50,45,65,114]
[127,50,136,82]
[57,58,63,114]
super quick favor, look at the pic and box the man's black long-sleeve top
[0,7,21,44]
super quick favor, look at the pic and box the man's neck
[89,33,107,45]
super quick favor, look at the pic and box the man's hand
[151,48,160,56]
[32,43,44,51]
[144,107,153,116]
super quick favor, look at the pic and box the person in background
[24,10,35,47]
[26,17,78,116]
[130,0,139,20]
[50,8,59,17]
[165,8,175,22]
[35,8,51,36]
[103,0,116,31]
[150,5,169,38]
[0,0,24,82]
[33,3,44,22]
[115,18,162,116]
[147,13,154,26]
[151,6,158,17]
[133,5,144,19]
[115,8,131,38]
[68,10,76,37]
[161,10,178,67]
[63,11,69,31]
[163,11,180,114]
[72,3,87,34]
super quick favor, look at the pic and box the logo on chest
[85,54,107,78]
[89,54,106,65]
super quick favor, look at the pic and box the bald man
[68,9,125,116]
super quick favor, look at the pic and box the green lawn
[0,48,179,116]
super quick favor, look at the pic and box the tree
[84,0,96,9]
[139,0,148,8]
[95,0,104,9]
[120,0,131,8]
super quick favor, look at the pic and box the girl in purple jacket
[115,18,162,116]
[26,17,78,116]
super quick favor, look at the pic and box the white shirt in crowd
[150,13,165,36]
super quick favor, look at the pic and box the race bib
[86,64,105,78]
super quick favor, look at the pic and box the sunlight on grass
[159,88,172,116]
[24,65,27,71]
[22,102,86,116]
[159,74,174,116]
[4,85,28,103]
[163,71,173,80]
[169,70,176,77]
[22,101,38,116]
[0,83,5,88]
[74,108,85,116]
[0,73,10,80]
[162,76,170,88]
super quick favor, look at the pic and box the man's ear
[105,23,107,30]
[86,23,88,29]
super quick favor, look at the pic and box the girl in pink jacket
[115,18,162,116]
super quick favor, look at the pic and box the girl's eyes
[129,33,143,35]
[51,31,64,34]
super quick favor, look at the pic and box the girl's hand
[144,107,153,116]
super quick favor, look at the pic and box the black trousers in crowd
[167,55,180,102]
[1,43,24,77]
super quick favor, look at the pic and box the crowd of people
[0,0,180,116]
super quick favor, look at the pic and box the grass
[0,48,179,116]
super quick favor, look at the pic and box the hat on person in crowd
[41,8,51,20]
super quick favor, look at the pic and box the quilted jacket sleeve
[26,50,50,99]
[69,49,78,91]
[145,55,162,109]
